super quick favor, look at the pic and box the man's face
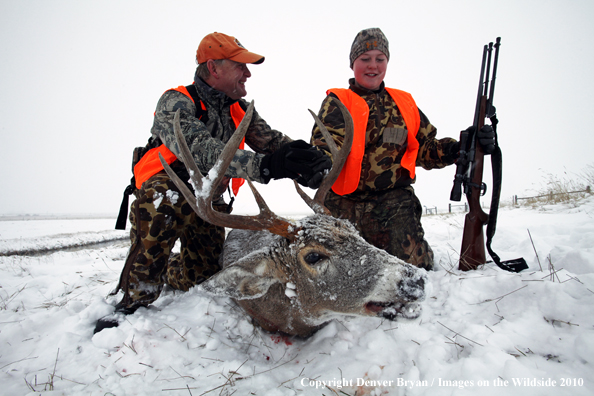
[213,60,251,99]
[352,50,388,91]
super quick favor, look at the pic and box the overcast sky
[1,0,593,218]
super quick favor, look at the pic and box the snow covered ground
[0,197,593,396]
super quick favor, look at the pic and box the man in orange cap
[96,32,330,333]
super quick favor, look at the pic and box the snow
[1,198,593,395]
[0,218,128,256]
[284,282,299,300]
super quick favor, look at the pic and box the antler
[294,98,354,215]
[159,101,299,241]
[159,98,353,240]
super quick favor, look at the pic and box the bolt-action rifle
[450,37,528,273]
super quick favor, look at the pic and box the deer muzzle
[364,266,427,320]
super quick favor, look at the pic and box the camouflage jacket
[146,70,292,184]
[311,79,459,194]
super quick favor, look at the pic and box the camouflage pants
[325,186,434,270]
[114,171,225,310]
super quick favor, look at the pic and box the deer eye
[304,252,325,265]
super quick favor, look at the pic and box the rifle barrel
[483,42,493,97]
[473,45,488,128]
[487,37,501,113]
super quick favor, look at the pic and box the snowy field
[0,197,593,396]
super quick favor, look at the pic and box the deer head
[160,100,426,337]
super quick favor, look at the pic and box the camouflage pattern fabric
[324,187,434,270]
[114,171,226,309]
[148,70,292,184]
[311,78,459,193]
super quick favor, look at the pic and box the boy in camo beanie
[349,28,390,68]
[309,26,464,273]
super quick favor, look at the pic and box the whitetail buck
[160,100,426,337]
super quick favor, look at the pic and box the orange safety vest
[327,87,420,196]
[133,85,246,195]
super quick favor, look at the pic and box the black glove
[260,140,332,189]
[476,125,496,154]
[447,141,462,163]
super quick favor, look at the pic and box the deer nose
[397,268,426,301]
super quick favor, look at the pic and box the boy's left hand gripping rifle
[450,37,528,273]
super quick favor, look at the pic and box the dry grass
[516,164,593,206]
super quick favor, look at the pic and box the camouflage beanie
[349,28,390,68]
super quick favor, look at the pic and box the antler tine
[159,102,299,241]
[172,108,203,191]
[294,98,354,214]
[159,109,206,219]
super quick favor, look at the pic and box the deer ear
[200,258,280,300]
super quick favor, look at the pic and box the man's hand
[260,140,332,188]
